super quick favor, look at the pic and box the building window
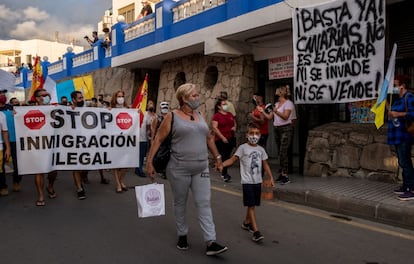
[119,4,135,24]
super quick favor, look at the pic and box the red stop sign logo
[116,112,133,130]
[24,110,46,130]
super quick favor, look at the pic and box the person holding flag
[388,75,414,201]
[29,56,45,101]
[132,74,154,177]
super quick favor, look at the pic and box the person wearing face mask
[248,93,270,148]
[109,90,129,193]
[388,75,414,201]
[32,89,57,206]
[146,83,228,256]
[218,91,236,117]
[263,85,295,185]
[0,89,18,196]
[59,96,68,106]
[222,122,275,243]
[70,91,88,200]
[212,98,236,182]
[146,100,157,143]
[135,100,156,177]
[150,101,170,178]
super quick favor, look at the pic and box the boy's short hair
[247,122,260,130]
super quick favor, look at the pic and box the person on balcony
[84,31,98,47]
[101,28,111,49]
[136,1,153,20]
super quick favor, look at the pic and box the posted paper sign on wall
[293,0,385,104]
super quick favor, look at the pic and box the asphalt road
[1,169,414,264]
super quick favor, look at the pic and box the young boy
[222,123,275,242]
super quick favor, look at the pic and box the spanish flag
[132,74,148,127]
[29,56,44,100]
[371,43,397,129]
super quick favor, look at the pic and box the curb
[275,188,414,230]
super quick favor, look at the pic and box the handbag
[135,183,165,218]
[153,112,174,173]
[404,95,414,135]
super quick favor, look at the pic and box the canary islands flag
[371,43,397,129]
[56,75,94,102]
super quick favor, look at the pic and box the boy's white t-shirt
[0,111,8,150]
[234,143,268,184]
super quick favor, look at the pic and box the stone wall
[157,54,256,143]
[304,122,401,183]
[92,67,135,102]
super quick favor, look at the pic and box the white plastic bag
[135,183,165,218]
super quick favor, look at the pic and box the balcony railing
[48,62,64,75]
[172,0,226,23]
[72,50,94,67]
[124,17,156,42]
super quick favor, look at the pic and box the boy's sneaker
[223,174,232,183]
[241,222,254,233]
[393,186,406,195]
[176,235,189,250]
[205,242,228,256]
[77,189,86,200]
[252,231,264,242]
[397,191,414,201]
[280,176,290,185]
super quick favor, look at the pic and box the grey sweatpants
[167,156,216,242]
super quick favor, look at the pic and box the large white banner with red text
[15,106,140,174]
[293,0,385,104]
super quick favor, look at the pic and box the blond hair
[176,83,196,106]
[277,85,291,98]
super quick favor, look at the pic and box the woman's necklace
[180,108,194,121]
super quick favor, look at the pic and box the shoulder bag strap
[169,112,174,140]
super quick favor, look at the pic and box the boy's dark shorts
[242,183,261,207]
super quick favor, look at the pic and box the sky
[0,0,112,45]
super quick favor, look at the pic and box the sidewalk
[217,162,414,230]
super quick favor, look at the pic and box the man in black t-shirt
[137,1,153,20]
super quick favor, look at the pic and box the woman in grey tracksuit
[146,83,228,256]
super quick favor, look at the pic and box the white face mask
[247,135,260,145]
[222,105,229,112]
[43,96,51,105]
[117,97,125,105]
[393,86,401,94]
[161,108,168,114]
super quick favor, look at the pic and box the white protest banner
[15,106,140,174]
[293,0,385,104]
